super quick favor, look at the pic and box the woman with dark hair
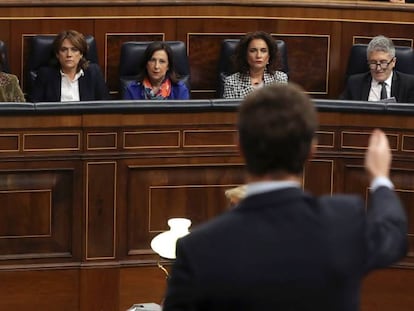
[0,50,25,102]
[31,29,109,102]
[123,41,189,100]
[223,31,287,99]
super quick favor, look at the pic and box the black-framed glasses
[368,58,395,70]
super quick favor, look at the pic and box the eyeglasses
[368,58,394,70]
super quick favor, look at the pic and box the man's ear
[308,138,318,160]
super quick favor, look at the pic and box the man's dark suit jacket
[31,63,110,102]
[163,186,407,311]
[340,70,414,103]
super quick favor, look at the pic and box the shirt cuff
[370,176,394,192]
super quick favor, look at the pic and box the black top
[30,63,110,102]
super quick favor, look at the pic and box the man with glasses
[340,35,414,103]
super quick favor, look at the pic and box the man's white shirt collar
[246,181,301,198]
[60,69,84,80]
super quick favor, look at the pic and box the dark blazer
[340,70,414,103]
[31,63,110,102]
[163,186,407,311]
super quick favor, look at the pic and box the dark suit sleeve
[30,67,49,102]
[339,83,351,100]
[365,186,407,271]
[339,74,357,100]
[339,72,371,101]
[162,238,195,311]
[89,63,110,100]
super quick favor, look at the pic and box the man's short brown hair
[238,83,318,176]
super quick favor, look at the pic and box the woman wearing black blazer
[31,29,109,102]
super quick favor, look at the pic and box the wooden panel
[277,33,330,94]
[343,163,370,198]
[273,18,339,96]
[149,185,232,229]
[0,114,82,129]
[126,163,244,254]
[0,169,74,261]
[354,36,413,47]
[23,132,81,152]
[80,268,119,311]
[0,134,19,152]
[315,130,335,149]
[341,131,399,151]
[362,268,414,311]
[187,33,244,96]
[86,162,116,260]
[119,266,167,311]
[0,189,51,237]
[402,135,414,152]
[87,132,117,150]
[0,269,79,311]
[304,159,333,196]
[183,129,237,148]
[124,130,180,149]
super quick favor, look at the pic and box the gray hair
[367,35,396,58]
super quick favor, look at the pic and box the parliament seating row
[26,36,287,99]
[1,98,414,115]
[2,35,414,100]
